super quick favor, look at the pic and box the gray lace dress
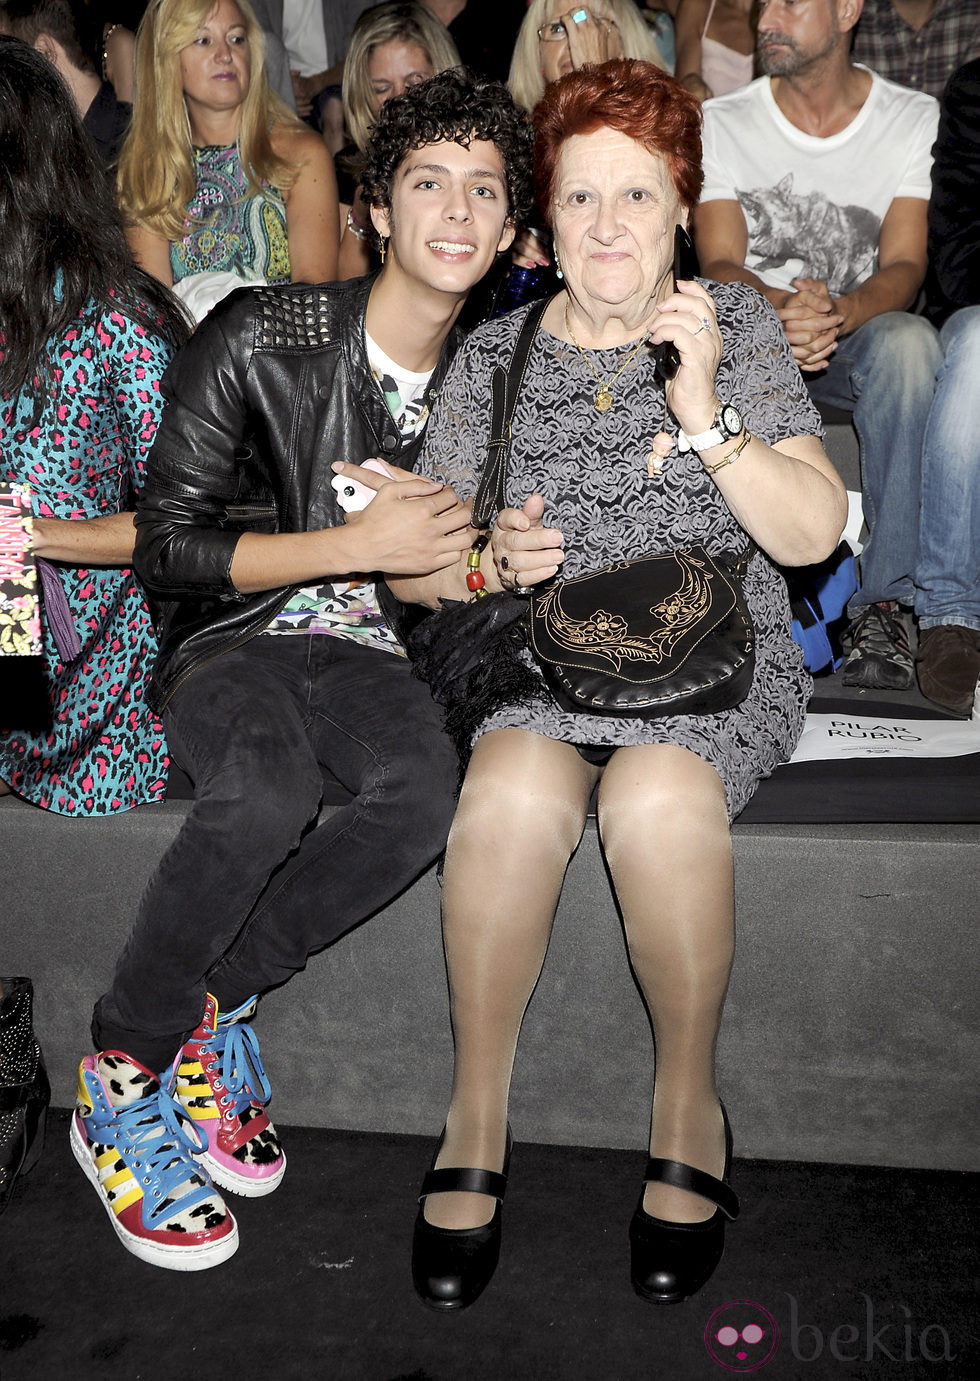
[418,281,823,819]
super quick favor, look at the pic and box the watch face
[720,404,743,437]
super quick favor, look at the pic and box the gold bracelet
[703,428,752,474]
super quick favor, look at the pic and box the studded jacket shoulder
[133,274,462,713]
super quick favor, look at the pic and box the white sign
[790,712,980,763]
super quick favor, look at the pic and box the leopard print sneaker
[70,1051,238,1270]
[175,994,285,1198]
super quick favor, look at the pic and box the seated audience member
[95,0,143,103]
[336,1,460,279]
[510,0,666,113]
[852,0,980,100]
[98,0,295,110]
[70,70,533,1272]
[926,58,980,324]
[913,59,980,712]
[0,37,187,814]
[248,0,372,146]
[0,977,48,1218]
[118,0,338,294]
[388,57,844,1313]
[424,0,528,82]
[694,0,947,695]
[0,0,130,163]
[674,0,755,100]
[509,0,668,273]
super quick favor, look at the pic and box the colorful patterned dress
[0,301,173,814]
[170,143,291,285]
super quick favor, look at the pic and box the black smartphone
[651,225,701,382]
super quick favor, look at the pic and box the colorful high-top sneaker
[176,994,285,1198]
[70,1052,238,1271]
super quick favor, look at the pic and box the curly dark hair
[360,67,534,225]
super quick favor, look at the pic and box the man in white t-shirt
[694,0,948,695]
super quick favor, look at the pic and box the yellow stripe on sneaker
[109,1185,143,1217]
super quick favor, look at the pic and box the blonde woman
[336,2,460,279]
[118,0,338,291]
[507,0,669,271]
[508,0,667,114]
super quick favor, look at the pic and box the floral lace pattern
[418,282,823,818]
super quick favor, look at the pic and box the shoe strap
[419,1165,508,1203]
[641,1156,740,1221]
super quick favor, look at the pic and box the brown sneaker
[916,625,980,717]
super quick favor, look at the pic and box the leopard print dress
[418,282,824,820]
[0,301,172,814]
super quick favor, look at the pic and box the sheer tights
[424,728,734,1232]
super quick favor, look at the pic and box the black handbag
[476,299,757,718]
[528,546,755,716]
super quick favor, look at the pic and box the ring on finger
[500,555,510,570]
[693,316,712,336]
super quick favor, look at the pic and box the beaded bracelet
[466,531,489,599]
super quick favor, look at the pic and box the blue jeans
[915,307,980,632]
[92,635,458,1070]
[806,311,943,614]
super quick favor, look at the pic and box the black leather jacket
[134,275,461,713]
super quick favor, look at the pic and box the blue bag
[782,541,858,674]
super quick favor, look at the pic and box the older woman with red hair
[376,59,845,1311]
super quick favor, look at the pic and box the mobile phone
[651,225,701,382]
[331,458,395,512]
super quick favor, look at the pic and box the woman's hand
[492,494,564,589]
[511,227,551,270]
[563,8,625,67]
[646,278,724,437]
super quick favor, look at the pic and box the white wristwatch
[678,402,745,452]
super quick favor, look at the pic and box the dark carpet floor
[1,1115,977,1381]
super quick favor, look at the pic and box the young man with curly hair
[70,69,533,1270]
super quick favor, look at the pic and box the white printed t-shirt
[700,70,939,295]
[263,332,433,655]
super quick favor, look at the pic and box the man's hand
[331,461,471,575]
[776,277,844,371]
[492,494,564,589]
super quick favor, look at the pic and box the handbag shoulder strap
[471,295,553,530]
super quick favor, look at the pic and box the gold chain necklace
[564,306,651,413]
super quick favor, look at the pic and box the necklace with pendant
[564,306,651,413]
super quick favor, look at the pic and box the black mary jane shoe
[629,1102,739,1305]
[411,1130,512,1312]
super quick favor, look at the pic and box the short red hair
[533,59,704,217]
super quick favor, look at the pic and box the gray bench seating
[4,415,978,1173]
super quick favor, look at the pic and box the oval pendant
[595,387,613,413]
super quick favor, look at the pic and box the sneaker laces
[210,1009,272,1122]
[104,1084,214,1230]
[850,603,912,660]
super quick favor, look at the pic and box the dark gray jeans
[92,635,457,1070]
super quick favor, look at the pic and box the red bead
[465,570,486,592]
